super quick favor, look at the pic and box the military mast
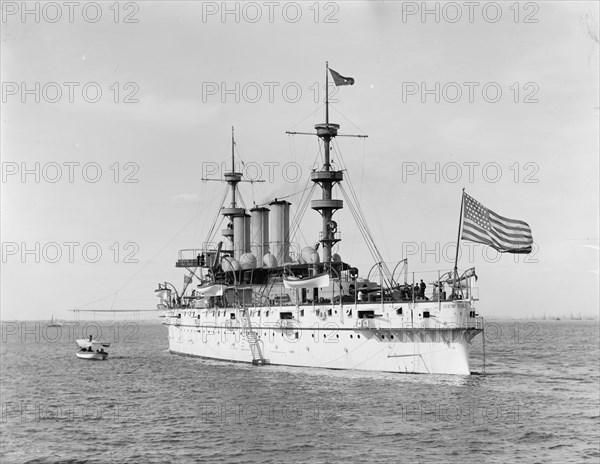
[219,127,245,255]
[310,62,344,263]
[287,63,363,264]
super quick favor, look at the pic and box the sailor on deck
[419,280,426,298]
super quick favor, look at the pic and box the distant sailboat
[48,315,63,327]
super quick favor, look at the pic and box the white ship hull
[76,351,108,360]
[163,300,482,375]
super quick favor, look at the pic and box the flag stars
[465,198,491,230]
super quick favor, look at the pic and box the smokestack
[233,212,250,260]
[250,207,269,263]
[269,200,290,264]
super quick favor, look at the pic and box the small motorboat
[76,336,110,360]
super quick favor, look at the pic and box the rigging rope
[204,186,229,246]
[335,137,394,287]
[289,183,317,249]
[288,144,323,248]
[286,104,325,132]
[329,104,368,136]
[338,183,394,289]
[76,185,228,310]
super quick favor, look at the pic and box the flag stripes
[461,192,533,254]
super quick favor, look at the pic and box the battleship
[155,64,488,375]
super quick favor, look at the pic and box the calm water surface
[1,320,599,463]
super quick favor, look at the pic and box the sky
[1,1,598,320]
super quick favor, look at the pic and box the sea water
[1,320,598,463]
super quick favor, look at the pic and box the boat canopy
[76,339,111,349]
[197,284,225,297]
[283,273,330,289]
[154,288,171,299]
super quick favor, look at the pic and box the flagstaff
[453,188,465,289]
[325,61,329,125]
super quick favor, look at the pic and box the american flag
[461,192,533,254]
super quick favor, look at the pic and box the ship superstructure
[156,64,484,375]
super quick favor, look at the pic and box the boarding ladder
[240,306,268,366]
